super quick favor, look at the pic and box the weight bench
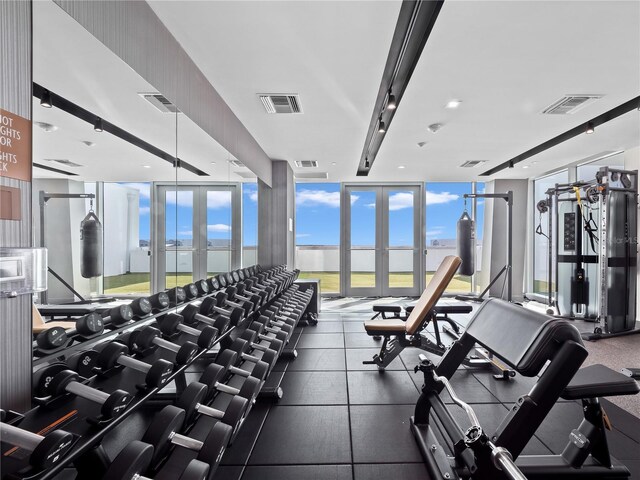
[363,256,463,371]
[32,304,76,334]
[411,298,639,479]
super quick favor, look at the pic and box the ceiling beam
[481,95,640,176]
[356,0,445,176]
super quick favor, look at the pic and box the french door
[152,183,241,291]
[341,184,423,297]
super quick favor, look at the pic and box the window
[532,170,569,298]
[242,183,258,267]
[103,182,152,295]
[295,183,340,293]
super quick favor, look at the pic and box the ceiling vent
[258,94,303,114]
[542,94,603,115]
[139,93,180,113]
[43,159,83,167]
[228,160,246,168]
[459,160,487,168]
[294,160,318,168]
[294,172,328,180]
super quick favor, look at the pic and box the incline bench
[411,298,639,479]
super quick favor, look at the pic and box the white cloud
[139,206,150,215]
[249,191,258,202]
[207,224,231,232]
[206,190,232,209]
[426,190,459,205]
[178,230,193,236]
[426,228,445,238]
[119,182,151,199]
[165,190,193,207]
[388,192,414,211]
[296,189,341,208]
[296,233,311,238]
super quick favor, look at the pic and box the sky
[295,182,484,246]
[116,181,483,247]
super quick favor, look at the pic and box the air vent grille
[258,94,303,114]
[139,93,180,113]
[542,94,603,115]
[228,160,245,168]
[459,160,487,168]
[43,159,83,167]
[294,172,328,180]
[294,160,318,168]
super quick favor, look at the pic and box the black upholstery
[561,364,640,399]
[373,305,402,314]
[465,299,584,377]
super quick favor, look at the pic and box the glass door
[153,184,240,291]
[342,184,422,297]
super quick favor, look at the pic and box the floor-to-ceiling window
[532,170,569,299]
[295,183,340,293]
[242,182,258,267]
[425,182,483,293]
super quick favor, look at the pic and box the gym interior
[1,1,639,479]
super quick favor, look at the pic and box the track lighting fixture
[585,121,595,134]
[40,89,52,108]
[508,160,514,169]
[378,120,386,134]
[94,117,104,133]
[387,93,397,110]
[365,158,370,168]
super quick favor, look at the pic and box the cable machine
[536,167,638,340]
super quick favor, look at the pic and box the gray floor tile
[348,370,419,405]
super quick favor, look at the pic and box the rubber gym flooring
[213,300,640,480]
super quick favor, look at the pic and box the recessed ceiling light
[142,165,151,169]
[522,165,530,169]
[81,141,96,147]
[398,165,406,169]
[427,123,443,133]
[445,99,462,109]
[210,161,216,165]
[331,162,336,166]
[531,161,538,165]
[35,121,58,132]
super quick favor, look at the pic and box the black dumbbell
[200,295,244,327]
[252,313,294,336]
[65,349,100,378]
[215,274,227,288]
[223,338,277,375]
[96,342,173,388]
[198,363,262,403]
[206,276,220,292]
[231,283,263,311]
[231,271,241,283]
[177,381,249,434]
[130,297,153,318]
[195,279,209,296]
[149,292,170,312]
[180,304,230,334]
[222,287,254,317]
[236,280,268,305]
[61,312,105,338]
[239,328,284,356]
[34,327,68,351]
[128,326,199,366]
[33,364,131,419]
[141,405,231,470]
[157,313,218,349]
[183,283,199,300]
[101,305,134,328]
[104,440,209,480]
[214,348,269,383]
[224,272,234,285]
[0,416,74,470]
[167,287,186,306]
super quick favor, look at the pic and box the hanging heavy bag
[80,211,103,278]
[456,211,475,276]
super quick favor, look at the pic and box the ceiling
[34,0,640,184]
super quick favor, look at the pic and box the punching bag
[457,211,475,276]
[80,211,103,278]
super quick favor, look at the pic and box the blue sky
[295,183,484,246]
[118,181,482,247]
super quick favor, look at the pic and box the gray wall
[258,161,295,268]
[0,0,32,411]
[480,179,529,301]
[53,0,273,186]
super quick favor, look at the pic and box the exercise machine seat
[364,255,462,337]
[561,364,640,399]
[32,304,75,334]
[372,305,402,314]
[406,300,472,316]
[465,298,583,377]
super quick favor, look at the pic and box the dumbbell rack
[2,266,314,480]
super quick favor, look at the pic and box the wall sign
[0,108,32,182]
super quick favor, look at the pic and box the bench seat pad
[364,319,406,336]
[561,364,640,399]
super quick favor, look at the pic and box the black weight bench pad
[465,299,584,377]
[406,300,472,316]
[373,305,402,314]
[561,364,640,400]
